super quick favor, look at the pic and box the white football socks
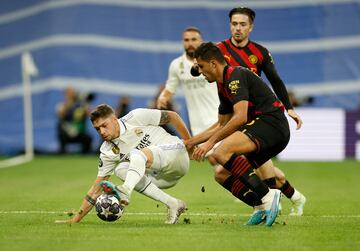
[115,149,177,207]
[261,189,274,210]
[123,149,147,194]
[140,181,177,207]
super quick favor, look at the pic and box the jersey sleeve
[261,48,293,110]
[165,59,180,94]
[124,108,162,126]
[97,150,118,177]
[229,68,250,104]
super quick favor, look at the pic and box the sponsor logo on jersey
[248,54,258,64]
[228,80,240,94]
[136,134,152,150]
[134,128,143,137]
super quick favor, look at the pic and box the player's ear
[249,23,254,32]
[210,59,217,69]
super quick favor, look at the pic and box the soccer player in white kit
[57,104,191,224]
[157,27,219,136]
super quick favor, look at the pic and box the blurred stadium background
[0,0,359,160]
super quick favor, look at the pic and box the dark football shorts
[239,110,290,168]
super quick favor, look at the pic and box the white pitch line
[0,211,360,218]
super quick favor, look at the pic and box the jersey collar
[112,119,128,144]
[229,37,250,49]
[182,53,195,66]
[222,65,230,84]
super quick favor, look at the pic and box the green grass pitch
[0,156,359,251]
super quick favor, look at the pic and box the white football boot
[289,190,306,216]
[165,199,187,224]
[262,189,281,226]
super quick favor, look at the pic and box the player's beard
[203,73,214,83]
[185,47,195,58]
[232,32,249,46]
[233,36,245,45]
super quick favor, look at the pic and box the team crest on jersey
[134,128,143,137]
[228,80,240,94]
[248,55,258,64]
[112,145,120,154]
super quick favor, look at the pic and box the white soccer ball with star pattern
[95,193,124,222]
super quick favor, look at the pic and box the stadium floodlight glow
[0,52,38,168]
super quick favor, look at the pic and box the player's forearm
[71,199,95,223]
[187,123,220,146]
[208,114,246,145]
[71,176,108,223]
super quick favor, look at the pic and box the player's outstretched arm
[55,176,109,224]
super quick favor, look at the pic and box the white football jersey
[98,108,184,177]
[165,53,219,135]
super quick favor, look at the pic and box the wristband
[85,194,96,206]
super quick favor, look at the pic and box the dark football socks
[279,180,295,198]
[222,175,261,206]
[224,154,269,199]
[263,177,277,189]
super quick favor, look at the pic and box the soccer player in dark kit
[192,7,306,217]
[186,42,290,226]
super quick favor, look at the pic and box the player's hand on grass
[54,211,78,224]
[54,219,72,224]
[55,217,79,224]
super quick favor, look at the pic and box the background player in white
[157,26,219,136]
[56,104,191,224]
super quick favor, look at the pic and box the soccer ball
[95,193,124,222]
